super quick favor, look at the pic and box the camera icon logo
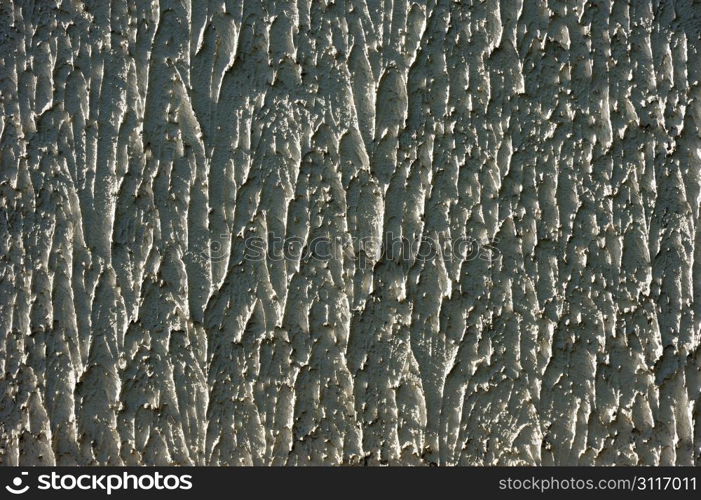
[5,472,29,495]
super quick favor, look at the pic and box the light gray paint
[1,0,700,465]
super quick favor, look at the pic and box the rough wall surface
[1,0,701,466]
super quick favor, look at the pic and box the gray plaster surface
[1,0,701,465]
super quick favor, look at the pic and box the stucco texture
[1,0,701,465]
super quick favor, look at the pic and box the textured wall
[1,0,701,466]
